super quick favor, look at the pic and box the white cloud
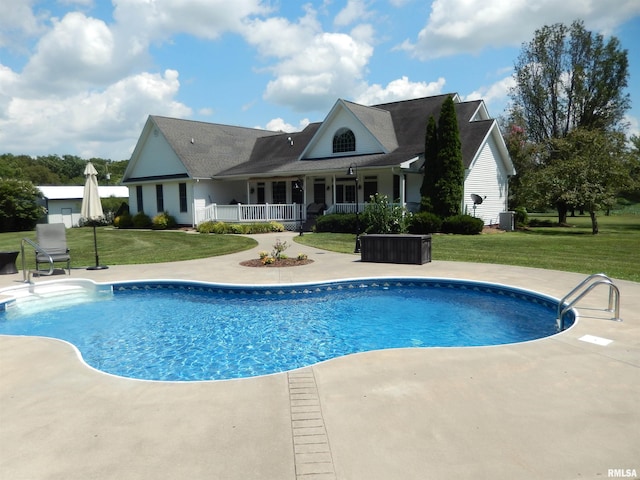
[0,0,45,49]
[113,0,268,43]
[264,31,374,111]
[625,114,639,139]
[0,70,190,159]
[463,75,515,112]
[401,0,640,59]
[0,65,20,120]
[334,0,370,27]
[355,76,446,105]
[263,117,310,133]
[21,12,119,94]
[242,13,319,59]
[241,6,375,113]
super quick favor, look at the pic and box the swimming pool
[0,278,574,381]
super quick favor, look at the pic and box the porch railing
[324,203,367,214]
[195,203,305,225]
[325,202,419,215]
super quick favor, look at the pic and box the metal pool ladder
[557,273,622,331]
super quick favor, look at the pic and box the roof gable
[123,117,189,182]
[299,99,398,160]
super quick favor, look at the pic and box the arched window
[332,128,356,153]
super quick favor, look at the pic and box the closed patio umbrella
[81,162,108,270]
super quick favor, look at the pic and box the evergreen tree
[420,115,438,211]
[432,96,464,218]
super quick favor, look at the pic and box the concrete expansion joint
[288,368,337,480]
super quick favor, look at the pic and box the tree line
[0,154,128,186]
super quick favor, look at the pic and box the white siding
[129,128,188,178]
[304,108,384,159]
[463,135,510,225]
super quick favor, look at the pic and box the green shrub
[514,207,529,227]
[197,221,285,234]
[227,223,246,234]
[441,214,484,234]
[267,221,285,232]
[114,212,133,229]
[408,211,442,233]
[315,213,359,233]
[196,221,216,233]
[132,211,152,229]
[152,211,177,230]
[361,194,409,234]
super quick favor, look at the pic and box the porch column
[332,175,337,205]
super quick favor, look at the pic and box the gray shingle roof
[146,94,500,180]
[151,116,279,178]
[342,100,399,152]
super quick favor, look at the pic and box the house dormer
[300,99,398,160]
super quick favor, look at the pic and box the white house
[123,94,515,229]
[37,185,129,228]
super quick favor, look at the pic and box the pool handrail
[557,273,621,331]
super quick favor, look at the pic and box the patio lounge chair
[34,223,71,274]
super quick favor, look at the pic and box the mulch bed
[239,258,314,268]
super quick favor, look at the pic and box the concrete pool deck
[0,231,638,480]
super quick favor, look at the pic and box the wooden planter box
[360,234,431,265]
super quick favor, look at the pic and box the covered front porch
[196,166,421,230]
[193,202,368,231]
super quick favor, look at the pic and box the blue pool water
[0,279,572,381]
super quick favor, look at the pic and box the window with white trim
[332,128,355,153]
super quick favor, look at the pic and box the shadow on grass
[520,227,592,236]
[523,214,640,235]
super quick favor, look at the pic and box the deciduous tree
[508,20,630,223]
[511,20,629,142]
[0,179,44,232]
[530,128,630,234]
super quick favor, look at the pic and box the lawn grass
[294,213,640,282]
[0,227,257,270]
[2,213,638,282]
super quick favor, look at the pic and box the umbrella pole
[87,224,108,270]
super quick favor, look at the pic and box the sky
[1,0,639,161]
